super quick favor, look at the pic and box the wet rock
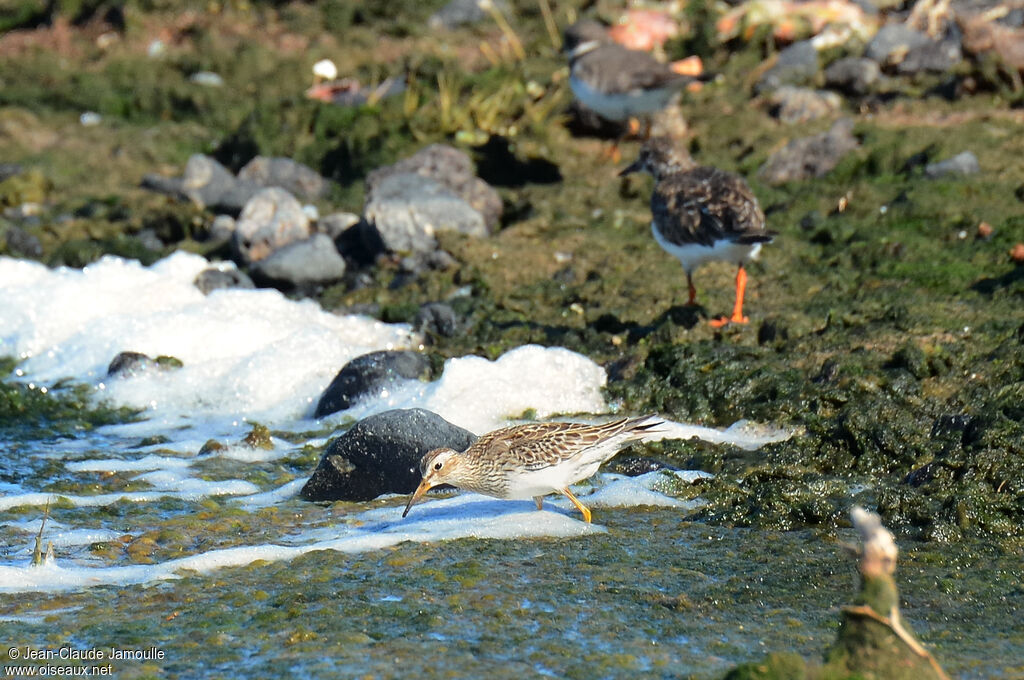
[193,266,255,294]
[607,457,679,476]
[413,302,459,338]
[314,350,432,418]
[754,41,819,94]
[758,119,860,185]
[142,154,262,215]
[362,173,488,255]
[299,408,476,502]
[181,154,245,209]
[107,351,183,377]
[898,32,962,74]
[428,0,508,29]
[134,228,164,252]
[366,144,502,231]
[865,24,932,66]
[765,86,842,124]
[399,249,458,275]
[0,163,22,182]
[249,233,347,290]
[208,214,236,242]
[824,57,881,95]
[2,225,43,258]
[231,187,312,264]
[318,212,360,240]
[237,156,330,201]
[924,151,980,178]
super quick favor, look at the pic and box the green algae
[0,513,1019,678]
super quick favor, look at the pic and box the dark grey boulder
[237,156,330,200]
[366,144,502,231]
[825,57,881,95]
[363,173,487,255]
[2,225,43,258]
[107,351,183,377]
[865,24,931,65]
[925,151,980,178]
[897,29,962,74]
[299,408,477,502]
[249,233,346,290]
[754,41,819,94]
[314,350,431,418]
[758,119,860,185]
[194,266,256,294]
[141,154,261,215]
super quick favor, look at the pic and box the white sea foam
[65,454,193,472]
[0,252,416,429]
[1,474,693,593]
[334,344,609,434]
[651,419,795,450]
[0,479,259,511]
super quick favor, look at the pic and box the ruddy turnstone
[620,137,775,327]
[402,415,661,523]
[563,20,695,143]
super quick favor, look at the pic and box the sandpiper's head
[619,137,695,180]
[402,447,464,518]
[563,20,608,57]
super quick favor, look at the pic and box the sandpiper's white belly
[570,75,676,122]
[502,460,602,499]
[653,223,762,273]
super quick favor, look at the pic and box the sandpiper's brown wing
[574,45,692,96]
[470,417,659,471]
[652,166,772,248]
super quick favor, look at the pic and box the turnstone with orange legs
[620,137,775,327]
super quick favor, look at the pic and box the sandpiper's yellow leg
[560,488,592,523]
[534,496,544,511]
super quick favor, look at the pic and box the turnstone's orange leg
[710,265,750,327]
[686,272,698,305]
[560,487,592,523]
[627,117,641,137]
[534,496,544,511]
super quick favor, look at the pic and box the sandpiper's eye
[433,461,443,471]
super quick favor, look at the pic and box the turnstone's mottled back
[620,137,775,327]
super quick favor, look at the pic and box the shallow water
[1,254,1020,678]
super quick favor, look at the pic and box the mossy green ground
[1,0,1023,676]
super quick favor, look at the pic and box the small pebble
[190,71,224,87]
[79,112,102,126]
[1011,243,1024,263]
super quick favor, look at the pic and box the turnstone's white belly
[652,222,763,273]
[570,75,676,122]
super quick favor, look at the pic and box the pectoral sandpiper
[402,415,661,523]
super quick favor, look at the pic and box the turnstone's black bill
[620,137,776,327]
[563,20,695,136]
